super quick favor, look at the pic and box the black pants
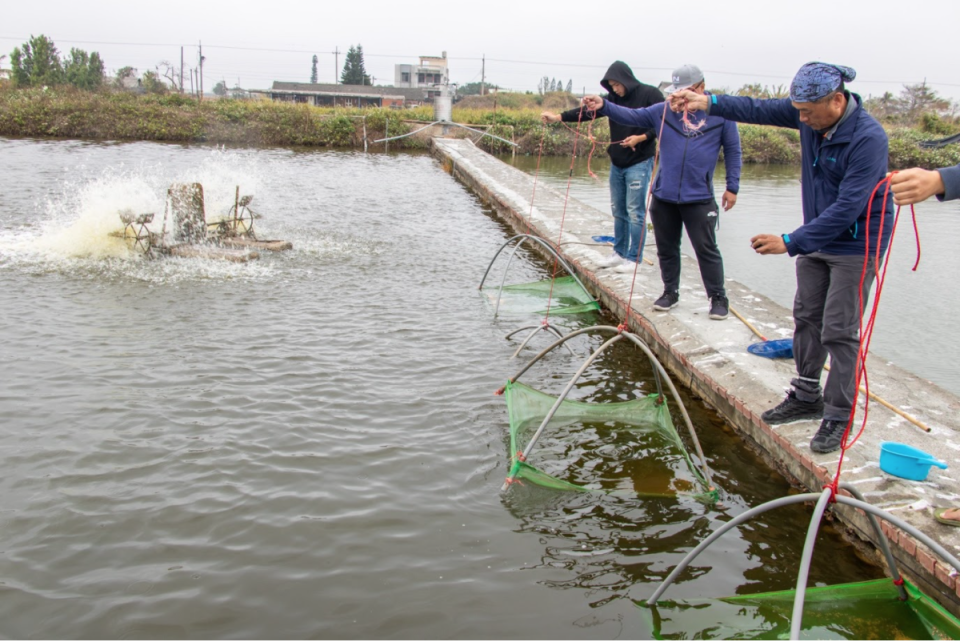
[649,195,725,298]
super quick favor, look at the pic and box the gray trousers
[790,252,876,421]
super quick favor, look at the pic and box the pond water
[0,138,883,638]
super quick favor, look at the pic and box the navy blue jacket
[938,163,960,202]
[709,93,892,256]
[598,96,741,204]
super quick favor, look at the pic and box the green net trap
[503,380,717,503]
[487,275,600,316]
[644,578,960,640]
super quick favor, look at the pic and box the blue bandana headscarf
[790,62,856,102]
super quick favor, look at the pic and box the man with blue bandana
[669,62,893,454]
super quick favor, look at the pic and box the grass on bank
[0,86,958,169]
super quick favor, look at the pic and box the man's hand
[750,233,787,255]
[668,90,709,113]
[889,168,945,205]
[582,95,604,111]
[541,111,561,124]
[721,190,737,211]
[620,134,647,150]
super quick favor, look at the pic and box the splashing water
[0,148,271,280]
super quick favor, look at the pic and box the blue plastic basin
[879,442,947,481]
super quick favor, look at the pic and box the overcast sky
[4,0,959,103]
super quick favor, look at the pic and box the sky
[3,0,959,104]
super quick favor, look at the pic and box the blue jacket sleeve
[937,163,960,202]
[722,120,742,194]
[711,95,800,130]
[597,100,660,130]
[786,133,889,256]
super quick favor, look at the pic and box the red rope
[619,105,669,324]
[540,106,587,322]
[831,173,921,487]
[522,126,547,236]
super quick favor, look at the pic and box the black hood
[600,61,641,98]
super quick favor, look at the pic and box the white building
[395,52,449,91]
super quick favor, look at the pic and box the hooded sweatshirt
[559,61,663,168]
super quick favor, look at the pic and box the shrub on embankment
[1,86,958,169]
[0,86,433,149]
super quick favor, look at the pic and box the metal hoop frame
[645,482,960,639]
[500,325,714,494]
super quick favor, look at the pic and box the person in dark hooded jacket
[542,61,664,273]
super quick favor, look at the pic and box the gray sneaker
[810,418,848,453]
[761,391,824,425]
[709,295,729,320]
[653,290,679,311]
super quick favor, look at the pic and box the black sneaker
[810,418,848,454]
[709,295,729,320]
[761,391,824,425]
[653,290,679,311]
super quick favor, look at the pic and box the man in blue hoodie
[581,64,741,320]
[890,163,960,204]
[670,62,894,454]
[542,61,664,273]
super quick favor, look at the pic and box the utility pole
[481,54,486,96]
[180,46,184,94]
[334,46,339,84]
[198,41,204,101]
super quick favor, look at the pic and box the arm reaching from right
[889,168,946,205]
[668,90,710,113]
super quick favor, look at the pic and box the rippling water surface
[0,138,882,639]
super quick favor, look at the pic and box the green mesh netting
[488,276,600,315]
[643,578,960,640]
[504,381,717,503]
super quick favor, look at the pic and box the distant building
[395,52,449,100]
[264,82,432,108]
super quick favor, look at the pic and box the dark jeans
[649,195,725,298]
[791,252,877,421]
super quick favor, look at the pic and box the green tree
[63,48,104,90]
[213,80,227,96]
[141,70,166,94]
[340,44,371,85]
[10,34,63,87]
[458,81,498,96]
[115,66,137,87]
[311,54,318,84]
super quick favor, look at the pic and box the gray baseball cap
[665,64,704,94]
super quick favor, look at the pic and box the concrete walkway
[432,137,960,615]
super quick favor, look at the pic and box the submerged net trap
[504,380,717,503]
[492,275,600,316]
[645,578,960,640]
[498,325,717,504]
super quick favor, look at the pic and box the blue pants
[609,158,654,262]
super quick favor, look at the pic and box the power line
[2,34,959,90]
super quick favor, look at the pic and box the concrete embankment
[431,137,960,615]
